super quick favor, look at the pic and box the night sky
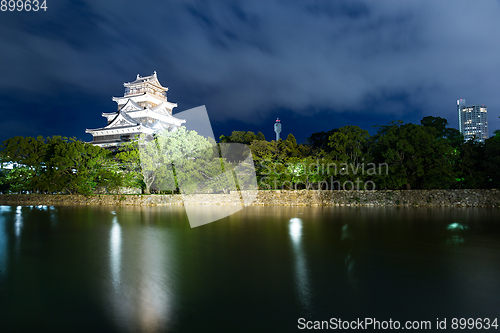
[1,0,499,144]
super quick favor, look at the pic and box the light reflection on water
[341,224,356,288]
[446,223,467,245]
[0,211,7,279]
[110,215,121,291]
[107,211,174,333]
[0,205,500,332]
[289,217,312,315]
[14,206,22,238]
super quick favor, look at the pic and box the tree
[136,127,235,194]
[0,136,119,194]
[483,131,500,188]
[420,116,448,137]
[284,133,300,157]
[328,125,370,165]
[136,134,163,194]
[0,168,10,193]
[219,131,265,145]
[46,137,117,195]
[455,140,487,189]
[306,129,339,153]
[370,121,455,189]
[116,141,145,191]
[0,136,48,192]
[248,139,287,189]
[421,116,464,148]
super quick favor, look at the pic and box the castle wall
[1,189,499,207]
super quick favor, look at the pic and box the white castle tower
[86,72,186,148]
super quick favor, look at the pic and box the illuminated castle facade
[86,72,185,148]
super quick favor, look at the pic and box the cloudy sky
[1,0,499,143]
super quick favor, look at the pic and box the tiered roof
[86,72,185,146]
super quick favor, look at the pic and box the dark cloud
[0,0,499,143]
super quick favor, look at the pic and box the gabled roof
[86,111,140,133]
[101,112,118,123]
[152,102,178,113]
[107,111,138,128]
[119,99,143,112]
[151,121,169,131]
[87,111,139,133]
[124,108,186,126]
[123,71,169,91]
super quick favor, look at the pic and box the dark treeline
[1,116,499,194]
[0,136,143,195]
[221,116,500,190]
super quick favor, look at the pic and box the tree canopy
[1,115,498,194]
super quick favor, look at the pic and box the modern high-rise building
[457,99,489,142]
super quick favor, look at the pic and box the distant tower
[274,118,282,141]
[457,99,489,142]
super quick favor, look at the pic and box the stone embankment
[0,189,499,207]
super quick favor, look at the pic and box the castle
[86,72,185,148]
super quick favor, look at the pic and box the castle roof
[86,72,185,146]
[123,71,169,91]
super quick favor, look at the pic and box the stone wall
[249,189,500,207]
[0,189,499,207]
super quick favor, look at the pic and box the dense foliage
[0,129,246,195]
[0,136,124,195]
[1,116,499,194]
[222,116,500,190]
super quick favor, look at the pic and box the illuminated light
[14,206,22,237]
[289,218,302,244]
[107,222,175,332]
[110,218,122,290]
[447,223,467,230]
[288,217,311,314]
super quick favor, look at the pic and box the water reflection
[447,223,467,230]
[14,206,22,238]
[289,217,312,315]
[446,235,465,245]
[184,205,242,228]
[446,223,467,246]
[49,206,58,227]
[107,210,175,332]
[341,223,349,240]
[341,224,356,288]
[0,211,7,279]
[137,229,171,332]
[110,214,121,291]
[289,217,302,245]
[0,205,499,332]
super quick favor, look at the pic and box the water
[1,205,500,332]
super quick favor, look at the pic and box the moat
[1,205,500,332]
